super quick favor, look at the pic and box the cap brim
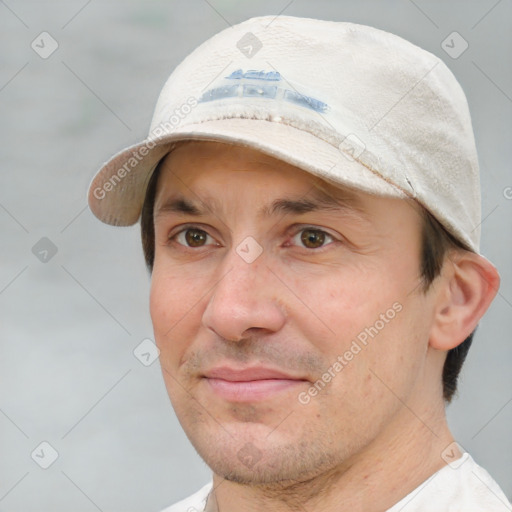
[88,118,406,226]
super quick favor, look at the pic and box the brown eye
[300,229,327,249]
[171,226,218,249]
[184,228,208,247]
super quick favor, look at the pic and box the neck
[205,400,455,512]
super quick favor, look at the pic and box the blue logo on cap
[199,69,329,113]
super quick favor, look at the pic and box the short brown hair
[141,159,474,402]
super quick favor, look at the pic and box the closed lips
[203,366,307,381]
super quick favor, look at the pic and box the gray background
[1,0,511,510]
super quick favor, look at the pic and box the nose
[201,247,286,342]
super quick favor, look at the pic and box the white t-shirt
[161,453,511,512]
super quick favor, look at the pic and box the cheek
[287,258,427,388]
[149,268,172,338]
[149,267,202,367]
[286,262,395,349]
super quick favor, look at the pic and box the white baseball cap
[88,15,481,252]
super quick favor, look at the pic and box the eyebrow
[154,187,369,222]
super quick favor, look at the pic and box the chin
[192,433,340,487]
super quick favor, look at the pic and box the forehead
[151,140,423,229]
[155,140,364,203]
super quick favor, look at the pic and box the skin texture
[149,140,499,512]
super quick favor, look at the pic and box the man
[88,15,511,512]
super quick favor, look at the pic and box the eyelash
[168,224,337,251]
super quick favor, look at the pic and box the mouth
[202,366,309,402]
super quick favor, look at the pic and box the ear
[429,251,500,350]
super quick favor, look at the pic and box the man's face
[150,140,436,484]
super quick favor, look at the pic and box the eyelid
[167,223,342,251]
[287,224,339,250]
[168,224,220,247]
